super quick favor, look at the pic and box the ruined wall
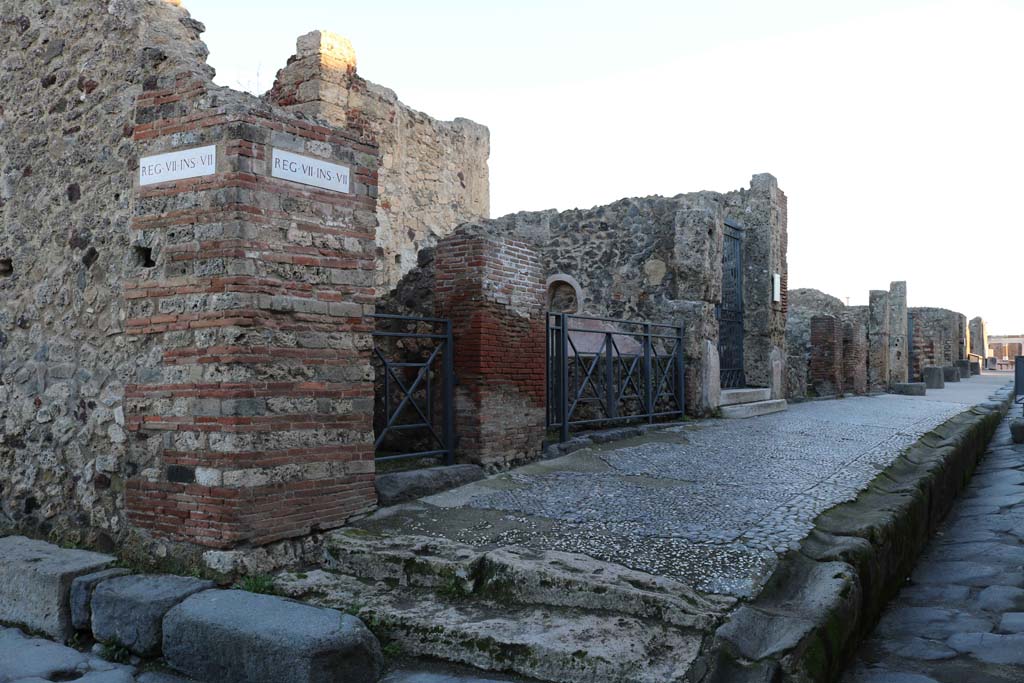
[0,0,213,546]
[785,289,847,399]
[867,291,890,392]
[909,308,968,381]
[267,31,489,291]
[443,174,787,414]
[0,1,380,552]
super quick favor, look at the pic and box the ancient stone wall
[843,321,868,394]
[909,307,969,381]
[785,289,846,399]
[0,1,380,552]
[0,0,214,546]
[438,175,787,415]
[267,31,489,291]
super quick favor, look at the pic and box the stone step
[275,570,700,683]
[719,387,771,406]
[719,398,788,419]
[321,530,732,629]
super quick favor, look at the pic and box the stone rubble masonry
[888,281,909,386]
[123,65,381,548]
[433,230,546,467]
[267,30,489,292]
[809,316,844,397]
[0,0,218,553]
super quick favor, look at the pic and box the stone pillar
[434,232,546,467]
[810,316,843,396]
[124,73,380,548]
[867,290,890,392]
[969,317,987,358]
[729,174,788,391]
[842,321,868,394]
[888,281,908,386]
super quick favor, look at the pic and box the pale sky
[189,0,1024,334]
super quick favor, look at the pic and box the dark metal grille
[370,313,454,464]
[547,313,685,442]
[719,221,745,389]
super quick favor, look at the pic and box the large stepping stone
[91,575,214,656]
[0,536,114,641]
[162,589,382,683]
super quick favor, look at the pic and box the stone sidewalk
[843,408,1024,682]
[359,373,1012,598]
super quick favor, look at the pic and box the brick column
[123,72,380,548]
[810,315,843,397]
[434,232,546,468]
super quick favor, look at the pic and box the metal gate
[719,220,745,388]
[370,313,454,464]
[547,313,685,442]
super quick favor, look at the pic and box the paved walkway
[361,373,1011,598]
[843,407,1024,682]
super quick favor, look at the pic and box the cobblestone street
[361,375,1010,598]
[843,408,1024,682]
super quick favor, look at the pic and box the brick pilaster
[433,232,546,467]
[123,72,380,548]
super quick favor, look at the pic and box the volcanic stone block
[70,567,131,630]
[91,575,215,656]
[922,366,945,390]
[1011,419,1024,445]
[943,366,961,382]
[970,361,981,376]
[955,360,971,379]
[375,464,485,506]
[893,383,926,396]
[0,536,114,641]
[162,589,383,683]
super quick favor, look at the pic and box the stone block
[955,359,971,379]
[970,361,981,375]
[374,464,485,506]
[943,366,960,382]
[893,383,926,396]
[91,575,215,656]
[922,366,945,390]
[162,589,382,683]
[0,536,114,641]
[1011,419,1024,445]
[70,567,131,631]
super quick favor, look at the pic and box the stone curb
[0,537,384,683]
[691,386,1013,683]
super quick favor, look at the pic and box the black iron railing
[370,313,455,464]
[547,313,685,442]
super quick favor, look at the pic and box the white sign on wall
[271,148,350,194]
[139,145,216,186]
